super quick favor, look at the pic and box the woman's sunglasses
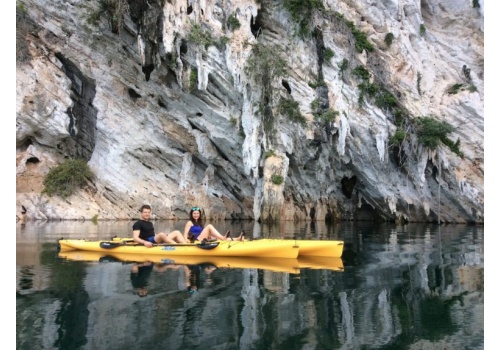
[191,207,200,211]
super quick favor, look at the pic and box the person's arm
[183,221,193,241]
[133,229,143,244]
[133,228,153,247]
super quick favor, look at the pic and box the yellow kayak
[259,239,344,257]
[58,250,344,274]
[58,238,299,259]
[102,237,345,258]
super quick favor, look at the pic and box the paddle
[99,241,220,250]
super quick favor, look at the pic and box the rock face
[16,0,484,223]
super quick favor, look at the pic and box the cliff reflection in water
[16,222,483,349]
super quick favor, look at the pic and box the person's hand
[144,241,153,248]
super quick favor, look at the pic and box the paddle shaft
[128,242,213,247]
[120,240,210,247]
[100,240,219,250]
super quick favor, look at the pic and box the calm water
[16,221,484,350]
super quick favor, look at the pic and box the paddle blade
[197,242,219,250]
[99,242,122,249]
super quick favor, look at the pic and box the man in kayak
[133,204,186,247]
[183,206,245,242]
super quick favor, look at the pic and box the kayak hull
[58,239,299,259]
[103,237,344,258]
[260,239,344,258]
[58,251,344,273]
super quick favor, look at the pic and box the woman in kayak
[183,206,245,242]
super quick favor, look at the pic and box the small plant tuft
[384,32,394,47]
[339,58,349,79]
[345,20,374,53]
[357,82,379,106]
[17,1,27,13]
[245,43,288,140]
[245,43,288,85]
[218,36,230,48]
[393,109,405,127]
[310,98,319,111]
[16,1,34,64]
[352,65,370,81]
[86,0,130,34]
[330,12,374,53]
[358,82,379,97]
[227,14,241,31]
[441,137,464,157]
[229,115,238,126]
[389,128,406,146]
[43,159,94,199]
[278,97,307,126]
[448,83,463,94]
[323,48,335,62]
[271,174,284,185]
[187,22,214,48]
[91,214,99,225]
[416,116,454,151]
[308,80,327,89]
[419,24,426,36]
[283,0,325,37]
[315,109,339,123]
[448,83,477,94]
[189,67,198,91]
[375,91,398,109]
[264,150,276,158]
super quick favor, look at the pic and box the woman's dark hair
[189,207,204,226]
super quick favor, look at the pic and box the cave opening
[341,176,358,199]
[282,80,292,94]
[250,12,263,38]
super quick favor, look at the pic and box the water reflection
[126,260,216,298]
[16,222,483,349]
[130,262,154,297]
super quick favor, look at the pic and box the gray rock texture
[16,0,483,223]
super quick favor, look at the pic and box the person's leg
[234,231,245,241]
[154,232,176,244]
[197,224,231,241]
[225,231,245,241]
[167,230,186,243]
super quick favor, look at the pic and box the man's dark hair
[139,204,152,212]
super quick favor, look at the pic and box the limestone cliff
[16,0,484,223]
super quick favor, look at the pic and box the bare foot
[236,231,245,241]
